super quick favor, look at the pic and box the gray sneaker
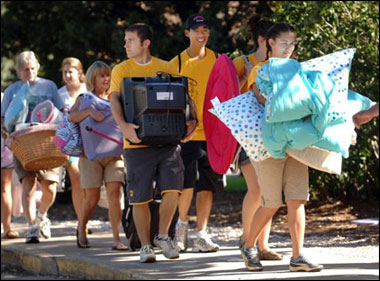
[193,235,220,252]
[290,253,323,272]
[26,225,40,244]
[36,214,51,239]
[140,245,156,263]
[241,246,263,271]
[153,236,179,259]
[174,221,189,252]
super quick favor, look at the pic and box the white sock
[37,211,46,219]
[157,234,168,239]
[197,229,208,238]
[177,218,188,225]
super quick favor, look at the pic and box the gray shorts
[124,145,184,204]
[14,157,60,183]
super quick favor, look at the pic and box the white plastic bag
[4,82,29,133]
[31,100,63,124]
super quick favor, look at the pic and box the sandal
[76,229,90,248]
[2,230,20,239]
[112,241,128,251]
[258,249,283,260]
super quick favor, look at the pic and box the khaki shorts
[14,157,60,183]
[252,155,309,208]
[79,156,125,188]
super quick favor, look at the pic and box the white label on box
[157,92,174,100]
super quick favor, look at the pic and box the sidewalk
[1,220,379,280]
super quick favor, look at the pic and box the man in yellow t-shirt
[168,14,223,253]
[109,23,182,263]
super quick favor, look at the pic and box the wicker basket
[7,124,68,171]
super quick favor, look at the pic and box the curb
[1,246,149,280]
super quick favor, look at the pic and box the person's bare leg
[177,188,193,222]
[286,200,305,258]
[159,192,179,235]
[245,206,278,248]
[241,163,273,251]
[133,203,151,246]
[66,162,84,222]
[1,168,13,233]
[78,188,100,239]
[21,175,38,225]
[39,180,57,215]
[196,190,212,231]
[240,163,260,242]
[105,182,122,244]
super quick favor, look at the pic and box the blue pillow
[258,48,356,125]
[315,89,375,158]
[4,82,30,133]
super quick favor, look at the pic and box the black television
[121,75,189,145]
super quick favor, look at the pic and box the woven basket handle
[5,134,20,149]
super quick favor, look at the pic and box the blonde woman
[58,57,87,230]
[70,61,126,250]
[59,57,87,109]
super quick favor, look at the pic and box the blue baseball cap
[185,14,210,30]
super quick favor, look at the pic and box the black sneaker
[241,246,263,271]
[290,253,323,272]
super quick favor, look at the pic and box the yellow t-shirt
[168,48,218,141]
[109,57,172,149]
[233,54,260,93]
[246,61,267,91]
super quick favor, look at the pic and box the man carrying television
[110,23,195,263]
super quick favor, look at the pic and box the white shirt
[58,83,87,110]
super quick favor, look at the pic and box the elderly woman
[1,51,65,244]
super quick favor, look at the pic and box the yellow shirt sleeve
[233,56,245,78]
[109,63,126,96]
[247,62,266,90]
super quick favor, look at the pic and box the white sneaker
[193,235,220,252]
[174,221,189,252]
[25,225,40,244]
[36,213,51,239]
[140,245,156,263]
[153,236,180,259]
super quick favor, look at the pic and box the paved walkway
[1,221,379,280]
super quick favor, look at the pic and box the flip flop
[112,242,128,251]
[1,230,20,239]
[76,229,90,248]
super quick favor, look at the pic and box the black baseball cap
[185,14,210,30]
